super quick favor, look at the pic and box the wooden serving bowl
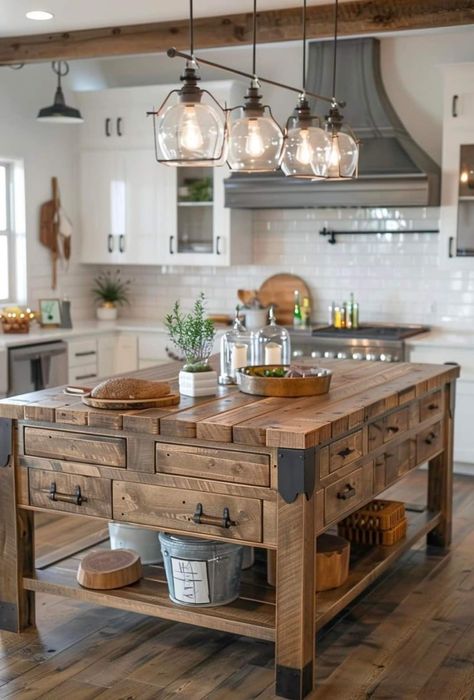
[236,365,332,397]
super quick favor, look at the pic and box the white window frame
[0,161,16,304]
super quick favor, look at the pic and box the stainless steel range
[289,324,430,363]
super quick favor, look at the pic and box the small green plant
[165,293,216,372]
[92,270,131,306]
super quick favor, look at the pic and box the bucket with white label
[158,533,243,607]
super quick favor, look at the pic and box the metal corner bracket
[0,418,12,468]
[277,446,317,504]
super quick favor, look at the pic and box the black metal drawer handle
[117,117,123,136]
[452,94,458,118]
[427,403,439,411]
[75,373,97,380]
[75,351,96,357]
[107,234,114,253]
[105,117,112,136]
[337,446,355,459]
[424,431,438,445]
[337,484,356,500]
[192,503,235,529]
[386,425,399,434]
[48,482,87,506]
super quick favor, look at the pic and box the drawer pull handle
[75,351,96,357]
[337,447,355,459]
[48,482,87,506]
[428,403,439,411]
[425,432,438,445]
[386,425,399,434]
[192,503,235,529]
[337,484,356,500]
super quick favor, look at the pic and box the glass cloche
[254,306,291,365]
[219,307,253,384]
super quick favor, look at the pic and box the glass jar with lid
[219,307,253,384]
[254,306,291,366]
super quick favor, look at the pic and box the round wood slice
[81,393,180,410]
[77,549,142,590]
[316,534,350,592]
[258,273,311,326]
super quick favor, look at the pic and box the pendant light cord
[302,0,307,93]
[332,0,339,101]
[252,0,257,77]
[189,0,194,57]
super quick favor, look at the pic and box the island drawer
[29,469,112,518]
[24,427,126,468]
[419,390,444,423]
[368,407,410,450]
[113,481,263,543]
[155,443,270,486]
[324,461,373,524]
[417,422,443,463]
[376,439,416,489]
[328,429,364,473]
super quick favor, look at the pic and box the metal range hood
[225,38,440,209]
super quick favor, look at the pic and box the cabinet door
[115,333,138,373]
[443,64,474,131]
[80,151,125,264]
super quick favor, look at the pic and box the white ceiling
[1,0,352,38]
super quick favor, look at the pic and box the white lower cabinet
[138,332,170,369]
[408,344,474,465]
[67,337,98,385]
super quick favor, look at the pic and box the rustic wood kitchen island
[0,358,459,699]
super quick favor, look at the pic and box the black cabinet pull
[424,431,438,445]
[75,351,96,358]
[119,234,125,253]
[386,425,399,434]
[75,373,97,380]
[192,503,235,529]
[169,236,174,254]
[337,484,356,501]
[448,236,454,258]
[107,234,114,253]
[48,482,87,506]
[337,446,355,459]
[105,117,112,137]
[216,235,222,255]
[117,117,123,136]
[428,403,439,411]
[452,94,458,118]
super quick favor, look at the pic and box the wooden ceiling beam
[0,0,473,65]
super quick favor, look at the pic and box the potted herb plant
[165,293,217,397]
[92,270,131,321]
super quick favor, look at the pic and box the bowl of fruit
[236,365,332,397]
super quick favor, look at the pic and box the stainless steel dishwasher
[8,341,68,396]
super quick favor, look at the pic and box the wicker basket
[339,500,405,532]
[339,518,407,546]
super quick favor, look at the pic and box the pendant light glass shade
[324,104,359,179]
[153,61,227,166]
[282,96,331,179]
[227,81,284,172]
[37,61,83,124]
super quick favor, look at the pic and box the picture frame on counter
[39,298,62,327]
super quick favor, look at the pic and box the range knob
[379,353,393,362]
[311,350,322,359]
[352,352,364,361]
[365,352,379,362]
[292,349,304,358]
[324,351,336,359]
[337,352,348,359]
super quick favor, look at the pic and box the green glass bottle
[293,290,303,328]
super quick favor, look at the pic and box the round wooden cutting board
[81,393,180,410]
[258,274,311,326]
[77,549,142,590]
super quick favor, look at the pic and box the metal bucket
[108,522,162,564]
[159,533,243,607]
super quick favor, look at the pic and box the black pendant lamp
[37,61,84,124]
[281,0,331,179]
[324,0,359,179]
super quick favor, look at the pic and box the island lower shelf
[23,508,441,643]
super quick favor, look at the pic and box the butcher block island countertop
[0,359,460,700]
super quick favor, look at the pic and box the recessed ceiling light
[25,10,54,21]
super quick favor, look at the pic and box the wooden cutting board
[81,393,180,410]
[77,549,142,589]
[258,274,311,326]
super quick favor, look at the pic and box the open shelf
[23,510,440,642]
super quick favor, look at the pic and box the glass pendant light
[37,61,83,124]
[282,0,331,179]
[151,0,227,166]
[227,0,284,172]
[324,0,359,179]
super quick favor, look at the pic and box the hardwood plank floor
[1,469,474,699]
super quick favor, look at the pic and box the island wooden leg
[0,419,35,632]
[275,447,317,700]
[427,380,455,548]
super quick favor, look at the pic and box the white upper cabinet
[77,81,251,267]
[440,64,474,264]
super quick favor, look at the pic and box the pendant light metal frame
[147,0,228,166]
[37,61,84,123]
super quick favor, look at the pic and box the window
[0,162,15,303]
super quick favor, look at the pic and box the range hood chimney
[225,38,440,209]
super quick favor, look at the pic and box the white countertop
[405,328,474,350]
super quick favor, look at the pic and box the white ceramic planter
[179,369,218,397]
[108,522,162,564]
[96,304,118,321]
